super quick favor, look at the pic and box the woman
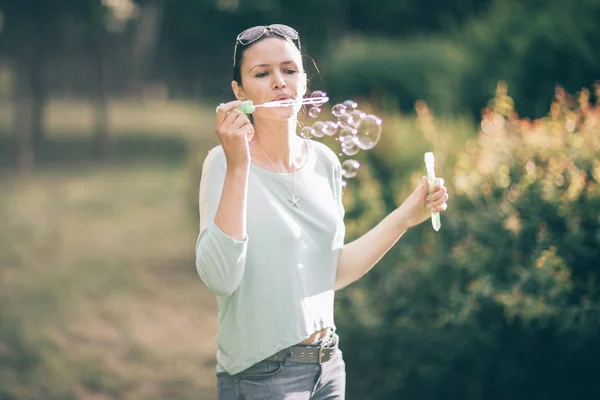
[196,24,449,400]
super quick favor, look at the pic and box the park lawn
[0,98,223,399]
[1,159,222,400]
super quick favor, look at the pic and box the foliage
[322,36,470,115]
[335,82,600,399]
[321,0,600,119]
[456,0,600,118]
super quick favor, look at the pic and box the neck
[251,116,305,171]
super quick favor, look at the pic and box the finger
[216,100,242,125]
[428,193,449,208]
[432,202,448,212]
[229,113,251,131]
[421,176,429,192]
[242,123,255,141]
[426,186,447,202]
[434,177,445,190]
[221,109,247,129]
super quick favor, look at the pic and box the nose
[272,72,286,90]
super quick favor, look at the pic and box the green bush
[321,0,600,119]
[456,0,600,118]
[322,36,469,115]
[336,83,600,399]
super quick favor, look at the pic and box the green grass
[0,98,224,399]
[0,161,222,399]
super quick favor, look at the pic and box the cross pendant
[288,195,300,208]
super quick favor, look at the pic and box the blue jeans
[217,345,346,399]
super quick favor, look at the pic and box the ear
[231,80,245,101]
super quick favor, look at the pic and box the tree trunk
[129,1,164,97]
[13,56,35,174]
[31,54,47,147]
[91,33,114,159]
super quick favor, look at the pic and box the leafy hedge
[336,83,600,399]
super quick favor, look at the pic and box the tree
[0,0,141,171]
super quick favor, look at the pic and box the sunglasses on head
[233,24,301,67]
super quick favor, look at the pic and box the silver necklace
[258,144,301,209]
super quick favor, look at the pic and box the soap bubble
[323,121,339,136]
[332,104,347,117]
[355,114,382,150]
[350,109,366,126]
[337,126,357,141]
[312,121,326,138]
[310,91,328,106]
[300,126,315,139]
[340,135,359,156]
[342,145,359,156]
[337,114,355,128]
[342,180,347,188]
[341,159,360,179]
[342,100,358,111]
[308,107,321,118]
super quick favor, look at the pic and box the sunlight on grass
[0,163,219,399]
[0,98,216,139]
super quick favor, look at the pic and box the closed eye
[256,72,269,78]
[284,69,297,74]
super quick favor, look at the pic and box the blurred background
[1,0,599,399]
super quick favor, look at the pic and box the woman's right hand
[215,100,255,170]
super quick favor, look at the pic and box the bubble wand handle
[261,96,329,108]
[424,152,441,232]
[215,97,329,114]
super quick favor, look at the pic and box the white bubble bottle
[424,152,441,231]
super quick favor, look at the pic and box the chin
[256,107,297,121]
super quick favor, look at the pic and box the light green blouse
[195,139,345,375]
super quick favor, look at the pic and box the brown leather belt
[263,333,338,364]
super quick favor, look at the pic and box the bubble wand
[215,96,329,114]
[424,152,441,231]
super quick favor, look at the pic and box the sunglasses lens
[270,24,298,39]
[238,26,265,45]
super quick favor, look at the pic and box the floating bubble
[308,107,321,118]
[312,121,326,138]
[332,104,347,118]
[340,135,359,156]
[337,126,357,141]
[355,114,382,150]
[342,180,347,188]
[311,90,327,98]
[341,159,360,179]
[350,109,366,126]
[337,114,355,128]
[342,100,358,110]
[323,121,339,136]
[300,126,315,139]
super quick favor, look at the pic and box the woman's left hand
[395,176,449,229]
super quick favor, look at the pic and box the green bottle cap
[215,100,256,114]
[237,100,256,114]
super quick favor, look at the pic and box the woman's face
[233,37,306,120]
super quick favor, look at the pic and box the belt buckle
[318,347,324,364]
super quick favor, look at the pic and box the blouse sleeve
[195,148,248,297]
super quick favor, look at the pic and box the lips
[272,94,293,101]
